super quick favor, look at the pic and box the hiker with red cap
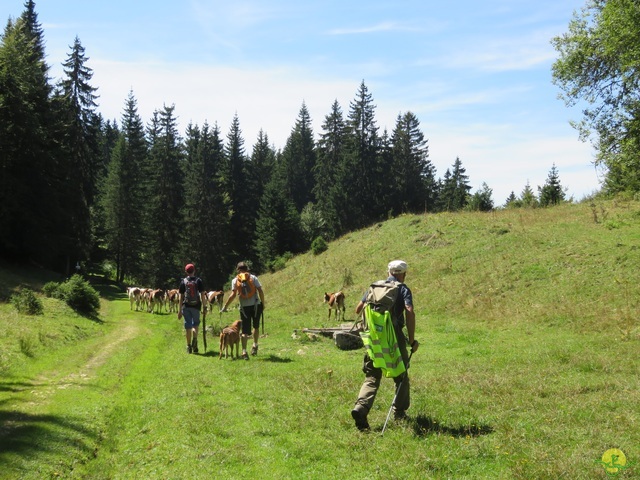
[177,263,206,354]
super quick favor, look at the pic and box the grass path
[0,295,153,479]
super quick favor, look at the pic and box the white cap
[388,260,408,274]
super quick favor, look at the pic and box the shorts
[240,303,263,335]
[182,306,201,330]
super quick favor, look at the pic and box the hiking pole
[202,305,207,352]
[381,350,413,436]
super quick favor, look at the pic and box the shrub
[10,288,43,315]
[271,252,294,272]
[42,281,61,298]
[57,275,100,316]
[311,236,328,255]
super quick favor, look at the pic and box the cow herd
[126,287,346,322]
[126,287,224,314]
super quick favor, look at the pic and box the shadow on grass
[0,409,96,468]
[199,350,219,358]
[412,414,494,438]
[262,354,293,363]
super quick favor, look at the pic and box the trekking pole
[202,305,207,352]
[381,350,413,436]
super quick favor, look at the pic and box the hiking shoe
[251,344,258,356]
[191,338,198,354]
[351,408,370,431]
[242,352,250,360]
[394,409,408,421]
[187,345,192,354]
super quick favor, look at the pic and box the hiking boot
[191,339,199,354]
[242,352,250,360]
[351,407,370,432]
[251,344,258,356]
[394,409,408,421]
[187,345,192,354]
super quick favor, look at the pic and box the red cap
[185,264,195,274]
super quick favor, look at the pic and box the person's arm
[355,300,365,315]
[177,292,184,319]
[221,290,236,311]
[257,286,265,308]
[404,304,419,352]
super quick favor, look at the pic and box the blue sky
[5,0,600,203]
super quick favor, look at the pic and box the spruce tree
[538,163,566,207]
[344,81,382,228]
[389,111,434,214]
[438,157,472,211]
[280,102,316,211]
[144,104,184,287]
[314,99,348,239]
[504,191,520,208]
[182,121,231,288]
[0,7,60,267]
[468,182,494,211]
[98,92,147,283]
[52,36,101,264]
[520,181,538,208]
[254,161,303,270]
[57,36,100,202]
[221,114,253,262]
[249,129,276,206]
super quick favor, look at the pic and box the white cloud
[90,59,355,147]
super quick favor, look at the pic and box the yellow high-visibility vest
[360,304,406,378]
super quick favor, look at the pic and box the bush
[311,236,328,255]
[269,252,293,272]
[42,281,61,298]
[57,275,100,316]
[11,288,44,315]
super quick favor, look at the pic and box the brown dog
[219,320,242,359]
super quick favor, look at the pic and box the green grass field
[0,199,638,479]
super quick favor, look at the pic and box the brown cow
[150,289,165,314]
[127,287,141,311]
[324,291,346,322]
[166,289,180,313]
[206,290,224,312]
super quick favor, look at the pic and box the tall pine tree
[314,99,348,239]
[254,159,303,270]
[538,164,566,206]
[343,81,382,228]
[389,111,435,214]
[144,104,184,287]
[99,92,147,282]
[182,121,231,289]
[438,157,471,211]
[52,35,101,265]
[0,3,62,267]
[221,114,254,263]
[279,102,316,211]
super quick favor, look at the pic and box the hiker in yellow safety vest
[350,260,419,432]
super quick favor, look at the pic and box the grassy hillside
[0,199,638,479]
